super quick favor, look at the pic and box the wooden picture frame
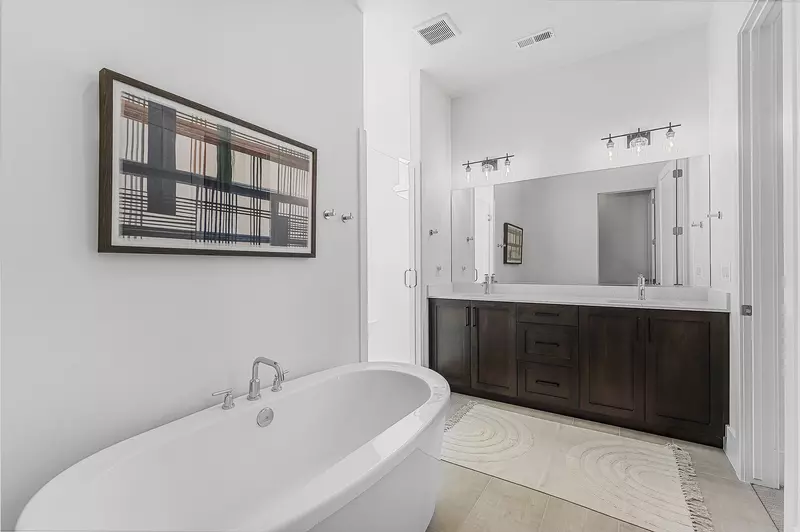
[503,223,523,265]
[98,68,317,257]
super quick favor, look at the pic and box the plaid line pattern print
[116,91,312,249]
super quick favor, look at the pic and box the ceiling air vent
[414,14,461,46]
[515,28,555,50]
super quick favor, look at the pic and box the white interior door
[366,148,416,364]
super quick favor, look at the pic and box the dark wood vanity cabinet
[430,298,730,447]
[429,299,517,396]
[470,301,518,397]
[645,311,729,442]
[579,307,645,421]
[429,299,472,389]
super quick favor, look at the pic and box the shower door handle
[403,269,418,288]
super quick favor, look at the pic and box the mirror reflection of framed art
[503,223,523,265]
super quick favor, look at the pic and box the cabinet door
[429,299,472,390]
[471,301,517,397]
[645,311,728,442]
[579,307,645,420]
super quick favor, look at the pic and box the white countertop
[427,284,730,313]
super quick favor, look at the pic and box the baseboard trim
[724,424,743,480]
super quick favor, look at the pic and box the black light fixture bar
[462,153,515,167]
[601,123,682,142]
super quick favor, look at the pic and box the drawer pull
[535,311,559,317]
[534,341,560,348]
[536,380,561,388]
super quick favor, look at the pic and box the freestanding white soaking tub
[16,363,450,532]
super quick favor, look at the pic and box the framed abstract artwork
[503,223,523,265]
[98,69,317,257]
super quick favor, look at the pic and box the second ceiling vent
[414,14,461,46]
[515,28,555,50]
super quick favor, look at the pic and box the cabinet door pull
[648,318,652,342]
[534,341,560,348]
[465,306,470,327]
[534,311,559,317]
[637,317,641,340]
[536,380,560,388]
[472,307,478,327]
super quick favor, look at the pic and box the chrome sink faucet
[482,273,491,294]
[247,357,288,400]
[637,274,647,301]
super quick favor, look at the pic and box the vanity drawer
[517,323,576,367]
[517,303,578,326]
[517,361,578,408]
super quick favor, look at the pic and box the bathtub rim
[16,362,450,532]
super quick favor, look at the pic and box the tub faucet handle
[272,369,289,392]
[212,388,235,410]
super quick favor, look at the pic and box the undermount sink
[604,298,642,305]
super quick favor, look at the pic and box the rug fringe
[668,443,716,532]
[444,400,477,432]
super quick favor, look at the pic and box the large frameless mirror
[450,156,711,287]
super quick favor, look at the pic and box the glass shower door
[366,148,416,364]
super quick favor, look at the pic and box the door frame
[780,1,800,528]
[738,0,783,490]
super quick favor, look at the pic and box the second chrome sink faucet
[637,274,647,301]
[482,273,497,295]
[247,357,288,400]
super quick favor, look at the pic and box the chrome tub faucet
[247,357,288,400]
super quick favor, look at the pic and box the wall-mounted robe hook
[429,229,439,236]
[323,209,336,220]
[341,213,354,222]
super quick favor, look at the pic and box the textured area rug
[443,401,714,532]
[752,484,784,531]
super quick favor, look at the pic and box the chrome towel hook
[341,213,354,223]
[323,209,336,220]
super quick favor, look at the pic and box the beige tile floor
[428,393,777,532]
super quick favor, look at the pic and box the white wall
[364,6,413,162]
[451,26,710,190]
[492,163,663,284]
[707,1,752,479]
[0,0,363,528]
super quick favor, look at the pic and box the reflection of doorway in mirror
[598,190,655,285]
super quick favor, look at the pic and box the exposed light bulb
[606,137,615,161]
[482,159,492,180]
[630,134,648,157]
[504,155,511,177]
[665,126,676,153]
[465,163,472,182]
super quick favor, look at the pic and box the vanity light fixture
[601,123,681,157]
[462,153,515,182]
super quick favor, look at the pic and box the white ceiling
[359,0,714,96]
